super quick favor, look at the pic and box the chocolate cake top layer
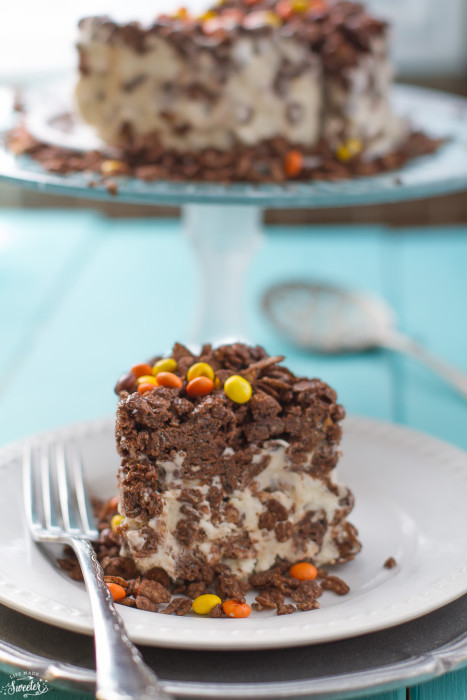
[79,0,387,76]
[115,343,345,503]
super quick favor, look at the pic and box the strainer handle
[383,331,467,402]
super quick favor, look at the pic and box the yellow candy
[136,375,158,386]
[199,10,216,21]
[336,138,362,162]
[292,0,309,12]
[192,594,222,615]
[111,514,124,532]
[100,159,128,176]
[224,375,252,404]
[152,358,178,376]
[264,11,282,26]
[187,362,215,382]
[174,7,189,20]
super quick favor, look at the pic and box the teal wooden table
[0,209,466,700]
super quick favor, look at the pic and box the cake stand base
[183,203,263,345]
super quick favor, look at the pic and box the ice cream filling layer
[121,439,351,579]
[76,31,322,151]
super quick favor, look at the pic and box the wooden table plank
[0,218,193,442]
[394,227,467,449]
[385,226,467,700]
[0,210,99,410]
[411,669,467,700]
[360,694,406,700]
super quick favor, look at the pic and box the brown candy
[115,372,137,395]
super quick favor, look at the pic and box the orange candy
[289,562,318,581]
[223,600,251,618]
[138,382,156,395]
[108,496,119,511]
[276,0,293,19]
[156,372,183,389]
[309,0,327,12]
[107,583,126,601]
[284,150,303,177]
[186,376,214,398]
[131,363,154,378]
[174,6,189,20]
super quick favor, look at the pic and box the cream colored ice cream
[76,23,322,151]
[122,440,353,579]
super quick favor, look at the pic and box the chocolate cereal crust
[6,124,443,186]
[116,342,344,491]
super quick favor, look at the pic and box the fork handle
[71,537,172,700]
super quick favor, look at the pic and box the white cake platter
[1,82,466,342]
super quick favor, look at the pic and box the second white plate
[1,416,467,650]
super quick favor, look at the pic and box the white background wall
[0,0,466,81]
[367,0,467,76]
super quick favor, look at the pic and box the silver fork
[23,442,173,700]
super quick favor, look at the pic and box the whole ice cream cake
[8,0,442,185]
[75,0,410,181]
[114,343,361,581]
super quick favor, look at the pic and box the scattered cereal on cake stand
[1,82,467,344]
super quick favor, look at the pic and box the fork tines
[23,443,98,543]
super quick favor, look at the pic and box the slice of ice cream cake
[114,342,360,581]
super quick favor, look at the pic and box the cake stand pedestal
[1,84,467,344]
[184,204,263,343]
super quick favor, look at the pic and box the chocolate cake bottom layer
[7,124,442,186]
[120,438,360,581]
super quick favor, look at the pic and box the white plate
[1,416,467,651]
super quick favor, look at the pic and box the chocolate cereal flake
[137,579,171,604]
[135,595,159,613]
[161,598,192,616]
[321,576,350,596]
[277,604,296,616]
